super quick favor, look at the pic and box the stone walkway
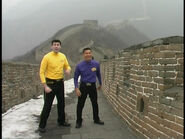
[37,91,144,139]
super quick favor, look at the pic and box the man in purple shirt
[74,47,104,128]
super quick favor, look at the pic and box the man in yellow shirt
[38,40,71,133]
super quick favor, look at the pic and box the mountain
[104,20,150,46]
[12,20,150,66]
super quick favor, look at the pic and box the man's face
[51,42,61,53]
[83,50,92,61]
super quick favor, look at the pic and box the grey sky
[2,0,183,60]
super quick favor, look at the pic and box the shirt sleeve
[39,56,48,83]
[74,65,80,88]
[64,56,71,70]
[96,63,102,85]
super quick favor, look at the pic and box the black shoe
[94,120,104,125]
[58,122,71,127]
[75,123,82,128]
[38,127,46,133]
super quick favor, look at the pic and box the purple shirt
[74,60,102,88]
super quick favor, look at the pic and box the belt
[46,78,63,84]
[81,82,95,86]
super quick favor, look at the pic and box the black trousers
[76,82,100,124]
[39,78,65,128]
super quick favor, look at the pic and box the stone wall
[2,62,75,113]
[83,20,98,27]
[101,43,184,138]
[2,62,43,113]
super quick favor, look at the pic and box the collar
[51,51,59,55]
[84,60,92,63]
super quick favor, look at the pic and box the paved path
[37,91,144,139]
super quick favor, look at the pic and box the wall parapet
[101,42,184,138]
[2,62,43,113]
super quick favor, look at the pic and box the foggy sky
[2,0,183,60]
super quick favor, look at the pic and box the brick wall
[2,62,43,113]
[101,44,184,138]
[2,62,74,113]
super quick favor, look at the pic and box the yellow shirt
[40,51,71,83]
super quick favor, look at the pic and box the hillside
[105,21,150,46]
[13,20,150,66]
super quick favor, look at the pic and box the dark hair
[83,47,92,53]
[52,39,61,45]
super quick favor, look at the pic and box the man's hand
[97,85,102,91]
[43,84,52,93]
[75,88,81,97]
[65,69,71,76]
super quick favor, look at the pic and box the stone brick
[177,72,183,78]
[153,65,176,71]
[170,101,183,109]
[159,45,169,51]
[139,54,145,59]
[164,52,176,58]
[158,104,172,114]
[176,65,184,72]
[142,82,157,89]
[130,70,137,74]
[148,71,158,77]
[130,60,140,65]
[176,53,183,58]
[129,79,135,84]
[175,116,184,125]
[135,81,142,86]
[135,86,143,92]
[163,119,184,134]
[154,77,164,84]
[177,134,184,139]
[175,78,183,85]
[144,88,153,94]
[151,47,160,53]
[145,53,154,59]
[159,97,172,105]
[149,96,159,103]
[145,77,153,82]
[149,59,159,65]
[131,75,138,80]
[137,71,144,75]
[159,71,176,78]
[159,59,177,65]
[161,112,175,122]
[163,78,175,85]
[140,60,149,65]
[148,112,163,125]
[141,65,153,70]
[143,116,164,137]
[160,125,179,138]
[168,45,183,51]
[178,59,183,64]
[138,76,146,81]
[158,84,173,91]
[143,47,152,53]
[154,52,165,58]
